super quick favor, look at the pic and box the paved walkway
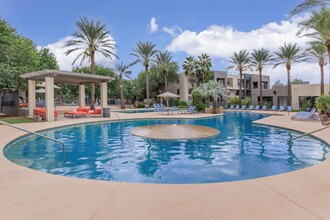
[0,110,329,220]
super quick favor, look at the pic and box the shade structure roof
[21,69,114,84]
[157,91,179,98]
[37,82,60,89]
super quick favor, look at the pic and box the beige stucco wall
[292,84,330,110]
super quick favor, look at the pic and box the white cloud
[39,35,117,71]
[148,17,158,33]
[166,14,329,85]
[163,25,183,37]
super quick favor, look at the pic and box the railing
[0,120,66,160]
[289,125,330,141]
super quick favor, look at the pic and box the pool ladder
[0,120,66,160]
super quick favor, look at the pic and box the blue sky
[1,0,328,85]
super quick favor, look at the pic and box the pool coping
[0,111,329,220]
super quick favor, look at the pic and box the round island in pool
[4,112,330,184]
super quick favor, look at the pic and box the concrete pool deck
[0,110,329,220]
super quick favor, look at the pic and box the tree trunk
[90,52,95,106]
[239,70,243,107]
[259,68,263,107]
[287,66,292,106]
[119,75,125,109]
[320,62,324,95]
[145,65,149,107]
[212,99,216,114]
[164,70,169,107]
[202,70,204,83]
[328,44,330,95]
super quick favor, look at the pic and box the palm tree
[131,41,158,107]
[114,62,136,109]
[307,41,327,94]
[64,17,116,105]
[193,80,227,114]
[290,0,329,15]
[226,50,252,107]
[196,54,212,84]
[183,56,197,88]
[297,7,330,94]
[250,48,273,107]
[273,43,307,106]
[155,51,176,92]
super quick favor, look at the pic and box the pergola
[21,69,114,122]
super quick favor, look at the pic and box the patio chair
[179,106,194,114]
[241,105,246,110]
[291,108,317,121]
[255,105,260,110]
[271,106,277,111]
[235,105,240,110]
[64,107,90,118]
[229,105,234,109]
[262,105,267,111]
[90,108,101,117]
[33,108,58,121]
[287,106,292,112]
[279,106,284,111]
[248,105,254,110]
[170,106,178,114]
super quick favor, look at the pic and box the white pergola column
[45,77,55,122]
[100,82,108,114]
[28,80,36,118]
[78,84,85,107]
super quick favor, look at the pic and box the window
[177,89,180,95]
[227,78,233,87]
[253,82,258,89]
[235,90,239,96]
[217,78,225,86]
[263,82,268,89]
[188,88,193,94]
[237,79,241,87]
[176,78,180,84]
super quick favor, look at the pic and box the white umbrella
[157,92,179,98]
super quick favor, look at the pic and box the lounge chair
[90,108,101,117]
[248,105,254,110]
[287,106,292,112]
[179,106,195,114]
[279,106,284,111]
[229,105,234,109]
[291,108,317,120]
[255,105,260,110]
[64,107,90,118]
[170,106,178,114]
[235,105,240,110]
[271,106,277,111]
[262,105,267,111]
[33,108,58,120]
[241,105,246,110]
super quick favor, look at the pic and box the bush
[172,99,179,106]
[229,97,239,106]
[300,97,312,111]
[195,103,206,112]
[137,102,145,108]
[178,100,188,107]
[243,97,252,106]
[178,105,188,109]
[315,95,330,116]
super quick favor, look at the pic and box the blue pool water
[4,112,329,184]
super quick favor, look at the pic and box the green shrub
[316,95,330,116]
[195,103,206,112]
[172,99,179,106]
[178,100,188,106]
[137,102,145,108]
[243,97,252,106]
[300,97,312,111]
[229,97,239,106]
[178,105,188,109]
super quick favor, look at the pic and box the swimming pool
[4,112,329,184]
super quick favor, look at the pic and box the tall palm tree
[226,50,252,107]
[131,41,158,107]
[197,54,212,84]
[290,0,329,15]
[155,51,176,92]
[273,43,307,106]
[193,80,227,114]
[250,48,273,107]
[307,41,327,94]
[183,56,197,88]
[114,62,136,109]
[64,17,116,105]
[297,6,330,94]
